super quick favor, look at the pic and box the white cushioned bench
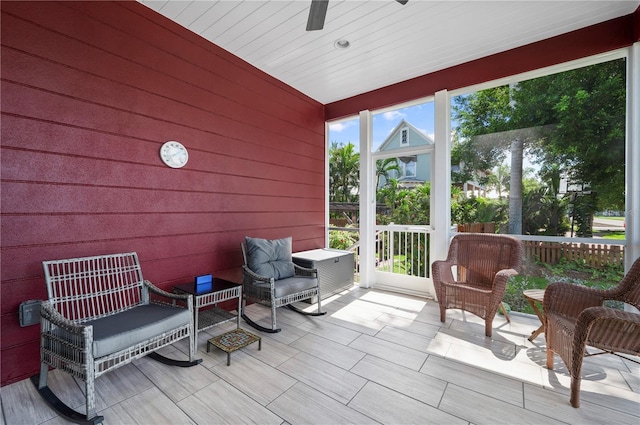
[32,252,201,424]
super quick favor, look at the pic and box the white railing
[330,227,627,282]
[374,224,432,277]
[329,225,433,279]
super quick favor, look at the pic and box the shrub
[329,227,358,250]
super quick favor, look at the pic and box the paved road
[593,217,625,228]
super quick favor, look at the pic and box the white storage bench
[32,252,201,424]
[292,248,355,302]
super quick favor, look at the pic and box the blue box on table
[195,274,213,293]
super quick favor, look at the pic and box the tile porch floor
[2,287,639,424]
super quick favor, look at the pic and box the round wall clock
[160,141,188,168]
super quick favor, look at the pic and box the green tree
[452,58,625,234]
[377,181,431,226]
[453,87,540,233]
[377,178,401,218]
[517,59,626,211]
[376,158,401,188]
[452,88,512,187]
[521,175,570,236]
[490,163,510,200]
[329,142,360,202]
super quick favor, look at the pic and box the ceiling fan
[306,0,409,31]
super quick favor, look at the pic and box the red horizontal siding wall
[0,1,325,385]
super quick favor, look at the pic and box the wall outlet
[19,300,41,327]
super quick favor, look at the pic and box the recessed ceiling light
[334,39,350,49]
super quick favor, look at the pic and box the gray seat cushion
[253,276,318,298]
[245,236,295,280]
[85,304,191,358]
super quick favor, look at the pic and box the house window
[400,156,416,177]
[400,128,408,145]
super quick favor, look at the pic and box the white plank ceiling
[139,1,639,104]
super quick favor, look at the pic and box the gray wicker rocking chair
[241,236,326,333]
[544,255,640,407]
[33,252,201,424]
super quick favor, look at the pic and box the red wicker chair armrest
[574,306,640,355]
[492,268,519,292]
[432,260,455,284]
[544,282,605,319]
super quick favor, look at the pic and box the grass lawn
[376,255,410,274]
[599,231,626,240]
[595,216,625,221]
[374,252,625,316]
[505,259,624,315]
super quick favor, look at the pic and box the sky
[328,101,435,152]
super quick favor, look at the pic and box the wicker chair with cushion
[431,233,523,337]
[33,252,200,424]
[241,236,326,333]
[544,256,640,408]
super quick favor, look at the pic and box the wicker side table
[173,278,242,354]
[207,328,262,366]
[523,289,546,342]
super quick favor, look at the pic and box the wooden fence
[523,240,624,268]
[457,222,496,233]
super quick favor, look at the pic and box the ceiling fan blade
[306,0,405,31]
[306,0,329,31]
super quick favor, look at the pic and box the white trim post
[627,42,640,268]
[432,90,451,296]
[626,42,640,313]
[359,110,374,288]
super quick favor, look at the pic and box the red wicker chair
[544,256,640,407]
[431,233,523,337]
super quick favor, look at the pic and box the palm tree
[508,138,523,234]
[375,158,400,189]
[329,142,360,202]
[486,163,510,200]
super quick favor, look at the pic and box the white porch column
[359,110,374,287]
[627,42,640,270]
[432,90,451,289]
[626,42,640,314]
[324,122,330,247]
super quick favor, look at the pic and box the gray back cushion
[245,236,295,280]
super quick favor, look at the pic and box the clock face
[160,141,188,168]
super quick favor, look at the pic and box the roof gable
[377,119,434,152]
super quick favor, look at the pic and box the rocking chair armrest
[40,301,88,334]
[40,301,93,363]
[293,263,318,278]
[144,280,193,310]
[242,265,274,284]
